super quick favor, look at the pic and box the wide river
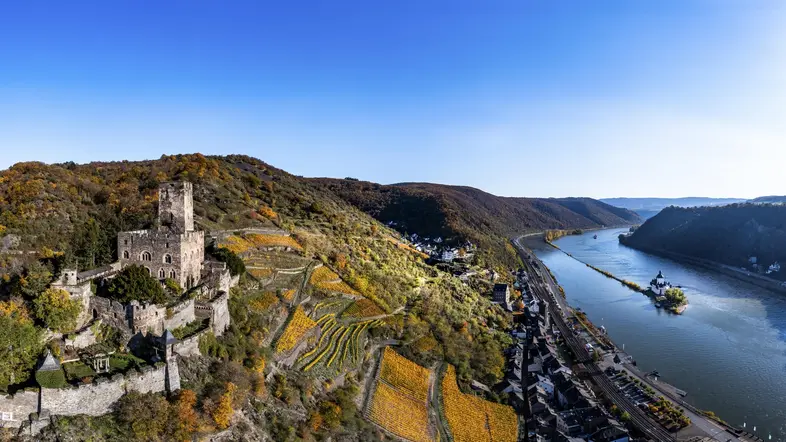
[534,228,786,439]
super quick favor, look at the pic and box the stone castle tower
[158,182,194,233]
[117,182,204,289]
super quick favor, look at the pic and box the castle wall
[40,364,168,417]
[0,390,39,428]
[210,293,230,337]
[195,292,230,337]
[172,330,205,357]
[90,297,131,334]
[41,377,126,417]
[118,230,185,285]
[129,299,195,335]
[179,230,204,289]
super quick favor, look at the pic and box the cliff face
[622,204,786,279]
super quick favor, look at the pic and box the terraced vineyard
[309,265,360,296]
[275,306,317,354]
[298,313,381,372]
[440,365,517,442]
[342,298,384,319]
[220,232,303,254]
[367,347,433,442]
[369,382,432,442]
[378,347,430,402]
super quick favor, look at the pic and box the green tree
[620,411,631,422]
[0,313,43,391]
[116,391,171,441]
[209,246,245,276]
[33,288,82,332]
[664,287,687,305]
[107,265,166,304]
[14,261,52,299]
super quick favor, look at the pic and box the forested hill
[312,179,640,262]
[0,155,635,273]
[621,204,786,278]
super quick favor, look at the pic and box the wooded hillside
[622,204,786,279]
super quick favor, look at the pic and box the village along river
[533,228,786,439]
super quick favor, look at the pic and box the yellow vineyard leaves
[275,306,316,354]
[441,365,517,442]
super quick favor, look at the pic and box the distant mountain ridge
[311,179,641,266]
[601,197,749,220]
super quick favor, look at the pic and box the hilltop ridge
[312,178,640,267]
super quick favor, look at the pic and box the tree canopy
[33,288,82,333]
[0,307,43,391]
[210,246,246,277]
[107,265,167,304]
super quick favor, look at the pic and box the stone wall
[195,292,230,337]
[172,330,206,358]
[158,182,194,233]
[129,299,195,335]
[90,296,131,335]
[40,363,168,417]
[124,364,167,394]
[117,230,186,286]
[179,230,204,289]
[0,390,39,428]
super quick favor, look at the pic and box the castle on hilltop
[0,182,237,432]
[118,182,204,289]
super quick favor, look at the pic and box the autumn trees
[0,301,42,391]
[33,288,81,333]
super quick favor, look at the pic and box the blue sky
[1,1,784,198]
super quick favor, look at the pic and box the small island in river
[647,270,688,313]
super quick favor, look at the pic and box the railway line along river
[532,228,786,440]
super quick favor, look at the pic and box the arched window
[145,267,152,276]
[158,268,165,278]
[169,270,176,279]
[122,250,129,259]
[141,251,152,261]
[164,254,172,264]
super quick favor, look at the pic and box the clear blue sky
[1,1,784,198]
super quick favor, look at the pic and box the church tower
[158,182,194,233]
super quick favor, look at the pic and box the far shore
[620,240,786,296]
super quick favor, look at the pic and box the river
[533,228,786,439]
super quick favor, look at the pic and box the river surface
[533,228,786,439]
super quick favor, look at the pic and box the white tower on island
[650,270,671,296]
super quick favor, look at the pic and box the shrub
[209,246,246,276]
[35,369,67,388]
[106,265,166,304]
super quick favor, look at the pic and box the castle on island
[649,270,672,296]
[0,182,237,432]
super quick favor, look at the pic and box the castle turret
[159,182,194,233]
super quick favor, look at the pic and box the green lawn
[109,354,145,372]
[63,361,96,381]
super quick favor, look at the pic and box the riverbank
[546,238,688,314]
[619,238,786,296]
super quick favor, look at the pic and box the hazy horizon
[2,1,785,199]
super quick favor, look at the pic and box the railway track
[517,241,675,442]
